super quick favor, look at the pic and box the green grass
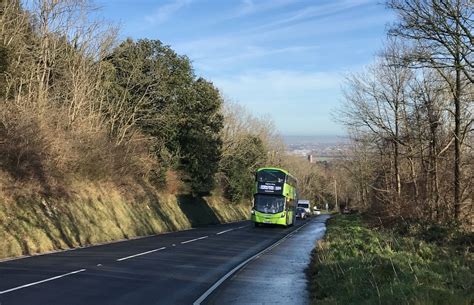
[308,215,473,305]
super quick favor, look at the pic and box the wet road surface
[0,217,324,305]
[205,215,330,305]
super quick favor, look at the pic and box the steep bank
[0,179,249,260]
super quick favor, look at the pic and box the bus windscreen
[256,170,286,183]
[254,194,285,214]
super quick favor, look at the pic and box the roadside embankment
[307,215,473,305]
[0,179,249,260]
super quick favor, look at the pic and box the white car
[313,207,321,215]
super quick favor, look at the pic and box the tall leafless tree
[387,0,473,221]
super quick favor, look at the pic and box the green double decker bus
[251,167,298,227]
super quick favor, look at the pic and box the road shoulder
[204,215,330,305]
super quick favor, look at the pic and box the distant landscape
[283,135,350,160]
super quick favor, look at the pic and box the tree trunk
[454,61,461,221]
[454,12,462,221]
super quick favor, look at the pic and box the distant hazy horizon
[282,134,349,145]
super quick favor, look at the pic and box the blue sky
[95,0,395,136]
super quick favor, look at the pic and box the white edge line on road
[236,225,249,229]
[181,236,208,244]
[216,228,234,235]
[193,221,312,305]
[0,269,86,295]
[116,247,166,261]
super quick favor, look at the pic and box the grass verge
[308,214,473,305]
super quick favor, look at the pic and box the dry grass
[0,178,249,259]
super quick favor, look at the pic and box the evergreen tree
[104,40,224,194]
[177,78,223,195]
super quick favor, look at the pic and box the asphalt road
[0,216,327,305]
[205,215,330,305]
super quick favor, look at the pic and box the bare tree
[340,44,413,203]
[387,0,473,221]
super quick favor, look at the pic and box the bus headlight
[251,210,255,215]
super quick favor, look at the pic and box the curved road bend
[0,216,329,305]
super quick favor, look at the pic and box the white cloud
[187,44,320,73]
[172,3,390,65]
[220,44,319,62]
[222,0,301,19]
[251,0,373,32]
[145,0,194,24]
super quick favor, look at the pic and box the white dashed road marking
[0,222,251,296]
[216,228,235,235]
[116,247,166,261]
[216,224,248,235]
[181,236,208,244]
[0,269,86,295]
